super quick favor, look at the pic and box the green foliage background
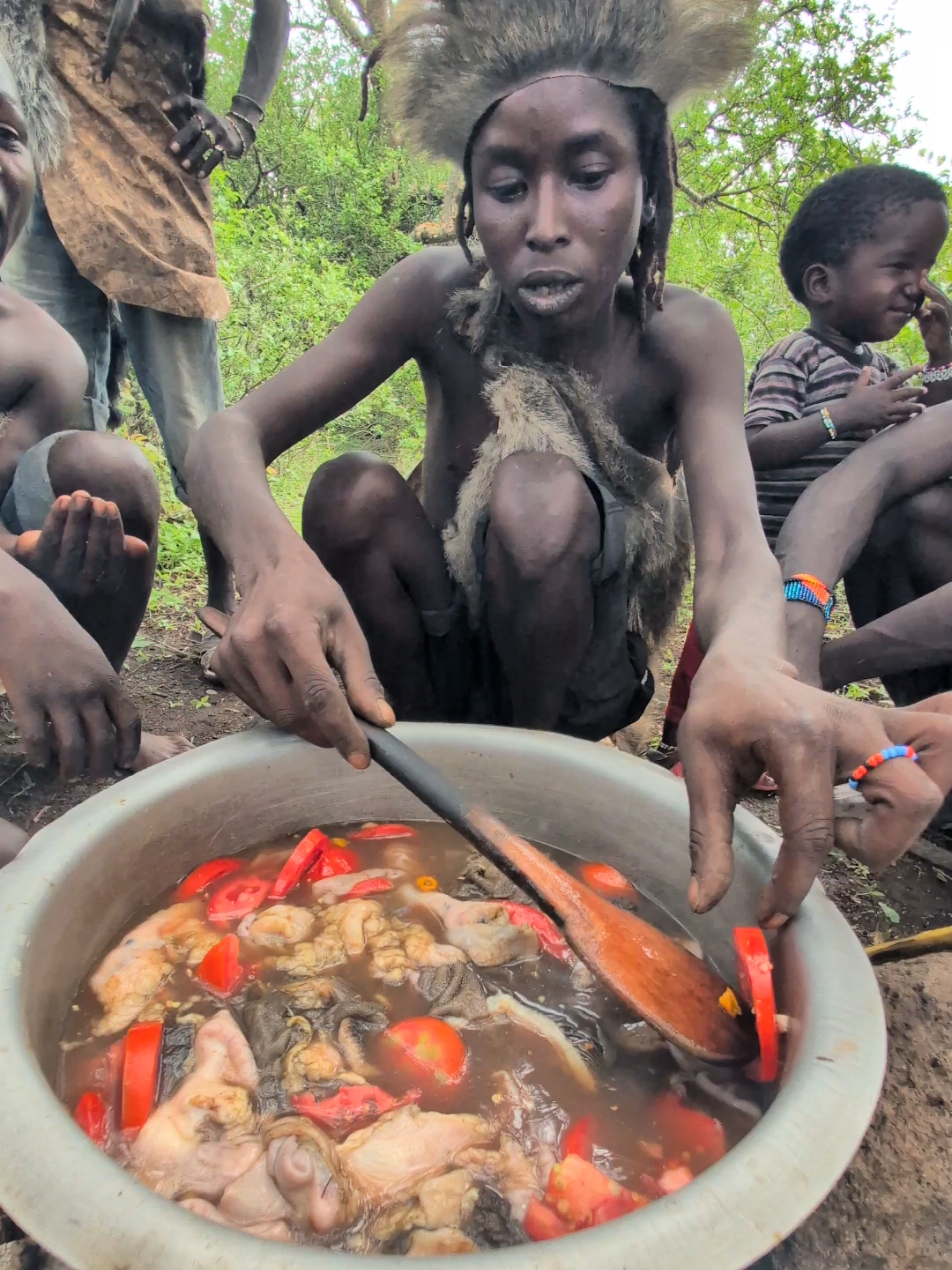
[131,0,952,610]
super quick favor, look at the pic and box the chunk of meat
[322,899,389,957]
[412,964,488,1024]
[242,991,291,1072]
[417,1170,479,1230]
[285,1034,348,1092]
[282,976,352,1010]
[457,1135,548,1222]
[90,901,212,1035]
[179,1196,293,1243]
[274,927,346,977]
[339,1105,493,1204]
[266,1118,357,1233]
[368,919,465,985]
[406,1228,477,1255]
[383,844,420,874]
[131,1011,260,1200]
[312,870,402,905]
[218,1152,293,1228]
[485,994,596,1090]
[244,905,315,948]
[404,891,538,967]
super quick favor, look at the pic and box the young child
[660,164,951,761]
[188,0,952,926]
[0,51,187,834]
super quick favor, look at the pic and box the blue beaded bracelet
[848,745,919,790]
[783,577,835,623]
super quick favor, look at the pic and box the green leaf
[878,903,901,925]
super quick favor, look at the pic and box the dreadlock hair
[780,164,948,306]
[453,87,677,326]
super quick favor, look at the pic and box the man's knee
[47,432,160,542]
[302,452,409,554]
[901,484,952,536]
[487,452,599,581]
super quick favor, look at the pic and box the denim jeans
[1,189,225,504]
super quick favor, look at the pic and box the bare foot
[125,732,193,773]
[0,819,28,867]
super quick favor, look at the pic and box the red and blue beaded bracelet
[848,745,919,790]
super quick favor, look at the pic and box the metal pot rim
[0,725,885,1270]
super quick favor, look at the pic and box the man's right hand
[830,365,925,433]
[13,491,149,599]
[0,564,141,779]
[199,543,394,767]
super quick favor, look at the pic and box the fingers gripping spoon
[362,724,756,1065]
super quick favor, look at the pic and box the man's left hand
[162,95,246,178]
[678,650,952,928]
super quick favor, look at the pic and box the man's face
[814,200,950,344]
[0,57,35,265]
[471,76,643,334]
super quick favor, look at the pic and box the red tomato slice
[381,1017,468,1088]
[578,862,639,903]
[307,847,359,882]
[206,875,271,925]
[196,934,242,997]
[292,1085,421,1137]
[561,1116,595,1161]
[269,829,332,899]
[349,823,417,840]
[524,1197,573,1242]
[591,1189,646,1223]
[74,1091,108,1147]
[173,857,241,902]
[734,926,779,1082]
[342,876,394,899]
[499,901,575,963]
[545,1155,635,1229]
[650,1093,726,1172]
[121,1021,162,1133]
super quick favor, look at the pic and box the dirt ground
[1,610,951,1269]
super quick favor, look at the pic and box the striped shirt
[744,331,896,545]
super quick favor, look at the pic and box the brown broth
[58,823,764,1250]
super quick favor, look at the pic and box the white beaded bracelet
[923,362,952,384]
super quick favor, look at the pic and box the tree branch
[322,0,373,53]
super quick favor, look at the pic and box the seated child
[659,164,951,760]
[0,51,187,837]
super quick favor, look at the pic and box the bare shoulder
[0,284,87,416]
[648,284,737,351]
[362,246,479,341]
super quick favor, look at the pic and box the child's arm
[666,296,952,925]
[0,297,87,553]
[186,249,454,765]
[745,355,923,470]
[776,402,952,686]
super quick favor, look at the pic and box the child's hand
[916,274,952,365]
[831,365,925,433]
[13,491,149,599]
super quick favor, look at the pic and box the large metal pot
[0,725,885,1270]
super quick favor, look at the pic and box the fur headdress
[380,0,759,166]
[0,0,70,174]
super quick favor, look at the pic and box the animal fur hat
[0,0,70,174]
[381,0,760,166]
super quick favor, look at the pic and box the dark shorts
[0,430,77,534]
[420,476,654,741]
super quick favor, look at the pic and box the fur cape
[0,0,70,174]
[443,274,691,651]
[380,0,760,167]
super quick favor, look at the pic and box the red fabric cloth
[664,620,704,729]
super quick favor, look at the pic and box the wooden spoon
[363,724,756,1065]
